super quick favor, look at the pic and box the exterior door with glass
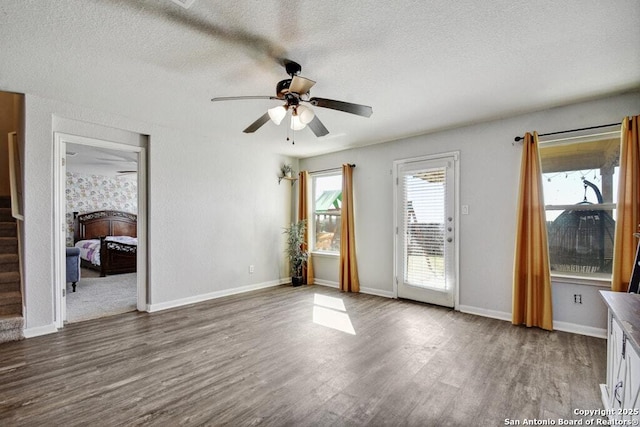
[395,154,458,308]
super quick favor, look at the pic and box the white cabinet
[601,291,640,422]
[625,341,640,416]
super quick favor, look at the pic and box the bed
[73,210,137,277]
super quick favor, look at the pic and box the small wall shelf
[278,176,297,186]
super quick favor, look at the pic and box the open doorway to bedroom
[53,132,147,327]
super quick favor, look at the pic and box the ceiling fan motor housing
[284,92,300,106]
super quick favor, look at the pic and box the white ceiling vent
[170,0,196,9]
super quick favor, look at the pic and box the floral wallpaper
[65,172,137,246]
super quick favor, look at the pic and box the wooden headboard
[74,210,137,242]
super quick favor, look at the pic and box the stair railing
[8,131,25,317]
[8,132,23,221]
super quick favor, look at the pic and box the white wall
[300,91,640,336]
[15,87,639,337]
[21,94,294,334]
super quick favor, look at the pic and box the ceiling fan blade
[308,97,373,118]
[289,76,315,95]
[96,157,137,164]
[307,115,329,137]
[212,96,278,102]
[243,112,271,133]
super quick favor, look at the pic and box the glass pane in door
[402,167,447,290]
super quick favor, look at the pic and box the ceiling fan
[211,60,373,138]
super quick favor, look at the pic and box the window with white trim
[312,172,342,253]
[539,131,620,279]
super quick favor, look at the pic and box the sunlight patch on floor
[314,293,346,311]
[312,294,356,335]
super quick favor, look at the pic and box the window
[312,172,342,253]
[539,131,620,279]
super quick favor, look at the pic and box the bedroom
[0,0,639,424]
[64,141,140,322]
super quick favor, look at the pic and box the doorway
[53,133,147,327]
[394,152,459,308]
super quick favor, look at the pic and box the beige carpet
[66,269,137,323]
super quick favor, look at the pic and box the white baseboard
[313,280,395,299]
[147,279,288,312]
[314,279,339,288]
[360,287,395,299]
[458,305,606,338]
[23,323,58,338]
[553,321,606,339]
[459,305,512,322]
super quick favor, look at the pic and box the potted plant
[284,219,308,286]
[281,164,294,178]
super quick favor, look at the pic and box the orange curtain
[612,116,640,292]
[298,171,314,285]
[513,132,553,331]
[340,164,360,292]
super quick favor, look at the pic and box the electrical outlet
[249,265,255,274]
[573,294,582,304]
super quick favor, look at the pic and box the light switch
[462,205,469,215]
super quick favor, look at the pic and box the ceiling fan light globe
[268,105,287,125]
[297,105,315,124]
[290,115,306,130]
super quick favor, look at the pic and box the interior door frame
[53,132,148,328]
[392,151,460,309]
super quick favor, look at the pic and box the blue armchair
[66,247,81,292]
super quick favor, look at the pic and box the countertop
[600,290,640,353]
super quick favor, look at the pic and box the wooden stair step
[0,271,20,284]
[0,291,21,304]
[0,253,19,265]
[0,291,22,316]
[0,222,17,237]
[0,256,19,291]
[0,283,20,293]
[0,305,22,316]
[0,208,14,222]
[0,237,18,254]
[0,271,20,292]
[0,272,20,293]
[0,262,19,278]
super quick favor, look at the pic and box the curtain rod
[513,122,621,142]
[309,163,356,174]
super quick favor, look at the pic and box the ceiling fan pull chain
[284,113,295,144]
[286,117,291,144]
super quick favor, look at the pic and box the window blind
[401,167,447,290]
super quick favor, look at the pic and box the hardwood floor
[0,285,606,426]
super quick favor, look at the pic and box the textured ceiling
[0,0,639,158]
[66,143,138,177]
